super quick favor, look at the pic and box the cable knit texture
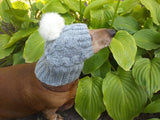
[35,23,94,86]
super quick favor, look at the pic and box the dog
[0,15,116,120]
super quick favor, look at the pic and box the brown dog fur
[0,29,115,120]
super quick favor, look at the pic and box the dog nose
[108,29,116,37]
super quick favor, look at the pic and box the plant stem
[111,64,116,71]
[5,0,12,9]
[79,0,83,22]
[110,0,121,28]
[28,0,32,7]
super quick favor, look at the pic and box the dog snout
[107,29,116,37]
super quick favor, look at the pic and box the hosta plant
[75,0,160,120]
[0,0,160,120]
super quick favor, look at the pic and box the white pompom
[39,13,65,41]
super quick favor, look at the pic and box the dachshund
[0,28,116,120]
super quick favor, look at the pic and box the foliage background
[0,0,160,120]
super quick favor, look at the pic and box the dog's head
[36,13,116,86]
[89,29,116,53]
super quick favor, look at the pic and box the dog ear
[39,13,65,41]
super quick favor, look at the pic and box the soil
[14,106,160,120]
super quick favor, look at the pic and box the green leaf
[23,31,44,63]
[83,47,109,74]
[13,50,25,65]
[119,0,139,15]
[90,6,114,29]
[5,8,32,27]
[92,60,111,79]
[109,31,137,71]
[144,99,160,113]
[30,2,39,19]
[143,19,157,30]
[4,27,38,48]
[36,1,44,10]
[103,69,147,120]
[0,34,15,59]
[75,77,105,120]
[12,1,29,10]
[147,118,160,120]
[112,16,140,34]
[135,47,146,61]
[157,0,160,4]
[152,94,160,101]
[133,29,160,50]
[63,0,80,12]
[42,0,67,13]
[61,13,75,25]
[6,8,28,17]
[0,34,10,47]
[132,58,160,98]
[154,48,160,57]
[131,5,150,25]
[140,0,160,25]
[29,3,43,23]
[0,0,12,23]
[83,0,114,18]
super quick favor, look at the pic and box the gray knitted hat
[35,13,94,86]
